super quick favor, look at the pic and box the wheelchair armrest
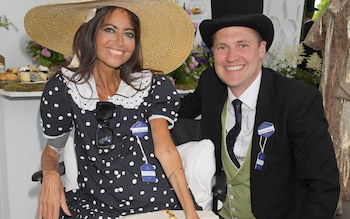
[31,161,65,182]
[212,171,227,214]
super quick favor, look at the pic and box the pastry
[6,73,19,81]
[0,73,6,81]
[39,72,48,81]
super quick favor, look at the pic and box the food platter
[0,65,49,88]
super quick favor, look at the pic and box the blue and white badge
[132,121,156,182]
[140,163,156,183]
[257,121,275,138]
[255,122,275,171]
[131,121,148,137]
[255,152,265,171]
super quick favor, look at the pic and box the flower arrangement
[26,40,71,68]
[168,43,213,90]
[265,44,322,88]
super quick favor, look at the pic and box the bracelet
[167,167,184,180]
[162,210,177,219]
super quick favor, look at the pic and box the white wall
[264,0,305,67]
[0,2,68,219]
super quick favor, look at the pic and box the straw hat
[24,0,194,74]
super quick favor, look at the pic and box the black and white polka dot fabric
[40,68,182,218]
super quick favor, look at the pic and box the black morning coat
[178,66,340,219]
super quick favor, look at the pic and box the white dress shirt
[225,71,261,165]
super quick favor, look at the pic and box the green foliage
[0,15,18,31]
[314,0,333,19]
[278,65,321,88]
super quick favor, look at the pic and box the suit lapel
[250,68,277,189]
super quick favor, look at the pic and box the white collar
[61,67,152,111]
[227,70,261,110]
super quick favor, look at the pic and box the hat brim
[199,14,274,51]
[24,0,194,74]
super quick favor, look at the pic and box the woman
[24,0,199,218]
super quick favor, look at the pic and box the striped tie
[226,99,242,168]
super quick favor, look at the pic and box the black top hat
[201,0,274,50]
[211,0,263,19]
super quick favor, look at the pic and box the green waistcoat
[219,99,255,219]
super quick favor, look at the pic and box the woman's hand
[38,144,72,219]
[38,171,71,219]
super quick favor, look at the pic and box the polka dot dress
[40,69,182,218]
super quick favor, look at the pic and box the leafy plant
[168,43,213,90]
[265,44,322,88]
[0,15,18,31]
[26,40,71,67]
[314,0,333,19]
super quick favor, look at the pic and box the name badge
[255,152,265,171]
[257,121,275,138]
[255,121,275,171]
[131,121,148,137]
[140,163,156,183]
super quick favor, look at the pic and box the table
[0,89,44,219]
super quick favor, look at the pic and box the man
[178,1,340,218]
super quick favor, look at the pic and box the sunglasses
[95,101,115,148]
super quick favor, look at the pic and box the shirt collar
[227,70,261,110]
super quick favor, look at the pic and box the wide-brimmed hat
[24,0,194,74]
[200,0,274,51]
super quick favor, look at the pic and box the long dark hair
[67,6,144,88]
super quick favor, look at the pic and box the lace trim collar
[61,68,152,111]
